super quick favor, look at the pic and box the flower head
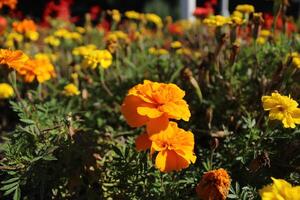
[17,57,56,83]
[13,19,37,34]
[121,80,191,134]
[196,168,231,200]
[125,11,141,20]
[259,177,300,200]
[145,13,163,28]
[0,0,17,10]
[235,4,255,13]
[135,122,196,172]
[262,92,300,128]
[0,49,29,69]
[0,83,14,99]
[83,49,113,69]
[63,83,80,96]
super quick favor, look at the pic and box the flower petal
[135,133,152,152]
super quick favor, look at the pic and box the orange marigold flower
[135,133,152,152]
[149,122,196,173]
[13,19,36,34]
[0,0,17,10]
[121,80,191,134]
[0,49,29,69]
[17,57,56,83]
[196,168,231,200]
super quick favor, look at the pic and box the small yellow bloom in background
[290,52,300,69]
[176,48,192,56]
[72,44,97,57]
[259,177,300,200]
[196,168,231,200]
[5,32,23,47]
[256,36,266,45]
[83,49,113,69]
[0,49,29,70]
[235,4,255,13]
[108,9,121,23]
[260,29,271,38]
[125,10,141,20]
[262,92,300,128]
[145,13,163,28]
[232,11,243,19]
[76,26,86,34]
[44,35,60,47]
[148,47,169,56]
[0,83,14,99]
[171,41,182,49]
[63,83,80,96]
[203,15,231,27]
[25,31,39,41]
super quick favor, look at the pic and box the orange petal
[121,95,150,127]
[146,114,169,135]
[155,150,190,172]
[137,107,163,118]
[135,133,152,152]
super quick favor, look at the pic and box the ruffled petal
[135,133,152,151]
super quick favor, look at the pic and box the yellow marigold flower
[256,36,266,45]
[0,49,29,69]
[125,10,141,20]
[292,56,300,69]
[230,16,244,25]
[0,0,17,10]
[108,9,121,23]
[44,35,60,47]
[235,4,255,13]
[25,31,39,41]
[17,57,56,83]
[260,29,271,38]
[106,31,129,43]
[259,177,300,200]
[232,11,243,18]
[121,80,191,134]
[63,83,80,96]
[171,41,182,49]
[176,48,192,56]
[262,92,300,128]
[5,32,23,47]
[76,26,86,34]
[72,44,97,57]
[83,49,113,69]
[0,83,14,99]
[148,47,168,56]
[149,122,196,172]
[196,168,231,200]
[145,13,163,28]
[203,15,231,27]
[13,19,36,34]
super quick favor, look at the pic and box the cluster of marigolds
[0,0,300,199]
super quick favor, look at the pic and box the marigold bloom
[0,83,14,99]
[17,57,56,83]
[44,35,61,47]
[13,19,36,34]
[125,11,141,20]
[145,13,163,28]
[83,49,113,69]
[0,49,28,69]
[108,9,121,23]
[121,80,191,134]
[196,168,231,200]
[171,41,182,49]
[262,92,300,128]
[0,0,17,10]
[259,177,300,200]
[149,122,196,172]
[235,4,255,13]
[63,83,80,96]
[72,44,97,57]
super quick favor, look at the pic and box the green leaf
[20,119,35,125]
[0,181,19,191]
[13,187,21,200]
[1,177,19,184]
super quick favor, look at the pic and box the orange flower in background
[133,107,196,173]
[17,57,56,83]
[148,122,196,173]
[0,0,17,10]
[121,80,191,134]
[13,19,37,34]
[0,49,29,69]
[196,168,231,200]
